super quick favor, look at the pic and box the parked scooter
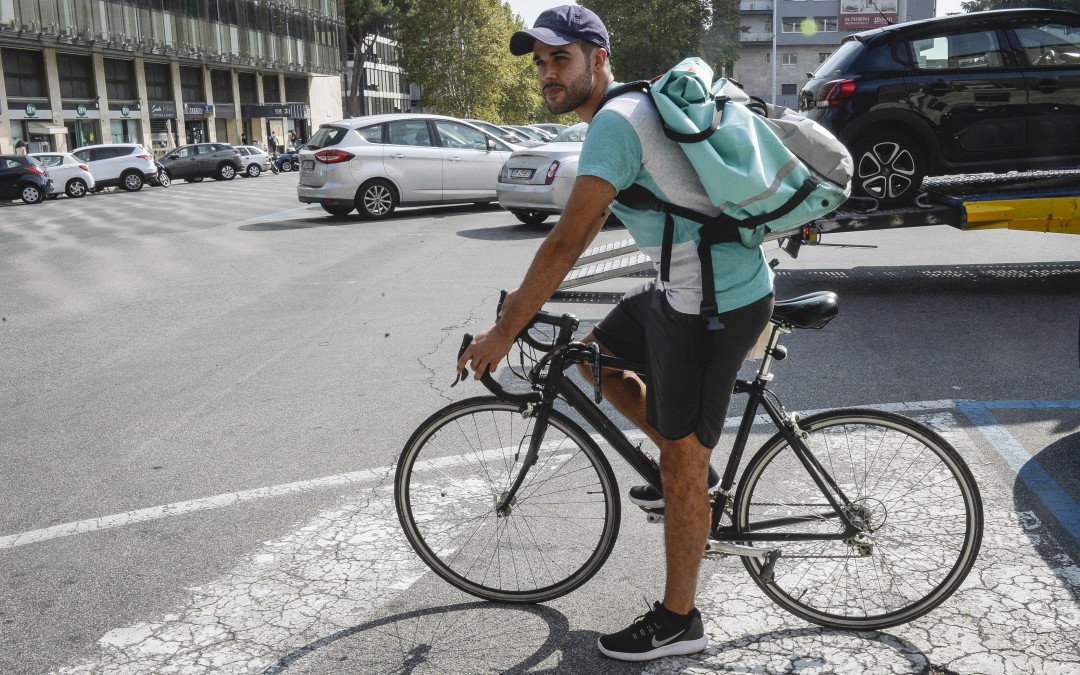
[273,152,300,173]
[149,159,171,188]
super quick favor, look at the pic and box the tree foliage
[343,0,415,117]
[579,0,711,80]
[959,0,1080,12]
[397,0,556,123]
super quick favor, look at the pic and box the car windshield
[553,123,587,142]
[307,125,350,150]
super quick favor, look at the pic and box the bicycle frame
[494,321,866,546]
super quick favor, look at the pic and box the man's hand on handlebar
[456,323,517,381]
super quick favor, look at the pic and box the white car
[496,123,587,225]
[296,114,520,218]
[235,145,272,177]
[29,152,96,198]
[71,143,158,192]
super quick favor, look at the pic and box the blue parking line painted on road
[956,400,1080,546]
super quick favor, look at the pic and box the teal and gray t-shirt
[577,85,774,315]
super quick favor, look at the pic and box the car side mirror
[487,138,497,151]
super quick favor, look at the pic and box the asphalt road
[2,177,1078,674]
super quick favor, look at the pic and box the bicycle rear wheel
[395,397,621,603]
[735,409,982,630]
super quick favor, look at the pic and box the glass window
[782,18,804,33]
[819,52,832,63]
[144,62,172,101]
[434,121,488,151]
[308,125,354,147]
[357,125,384,143]
[814,17,838,32]
[782,53,798,65]
[1011,20,1080,67]
[180,66,204,101]
[57,53,95,99]
[782,83,798,95]
[105,59,137,101]
[36,155,63,167]
[3,48,46,98]
[909,30,1006,70]
[388,120,433,147]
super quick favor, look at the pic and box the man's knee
[659,435,712,495]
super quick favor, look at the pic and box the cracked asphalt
[3,178,1079,673]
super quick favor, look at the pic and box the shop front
[63,102,101,151]
[148,101,179,156]
[109,103,142,144]
[183,103,213,144]
[7,101,66,153]
[241,102,311,151]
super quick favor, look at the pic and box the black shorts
[592,281,774,448]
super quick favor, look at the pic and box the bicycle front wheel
[395,397,621,603]
[736,409,983,630]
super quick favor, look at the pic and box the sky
[505,0,966,27]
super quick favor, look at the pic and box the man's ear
[593,47,609,72]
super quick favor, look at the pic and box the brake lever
[590,342,602,403]
[452,333,473,387]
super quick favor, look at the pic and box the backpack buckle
[714,95,729,111]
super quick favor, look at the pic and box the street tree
[579,0,711,80]
[343,0,415,117]
[398,0,549,124]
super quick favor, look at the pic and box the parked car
[496,122,588,225]
[0,154,52,204]
[296,114,520,218]
[273,151,300,172]
[29,152,95,198]
[234,145,272,177]
[507,125,554,143]
[71,143,158,191]
[799,8,1080,206]
[158,143,243,182]
[531,123,569,137]
[464,119,542,147]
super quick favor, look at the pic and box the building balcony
[739,1,774,13]
[741,30,773,43]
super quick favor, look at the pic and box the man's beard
[544,68,593,115]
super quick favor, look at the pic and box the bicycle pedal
[641,508,664,524]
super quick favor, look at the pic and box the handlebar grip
[455,331,540,404]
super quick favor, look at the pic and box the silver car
[496,122,587,225]
[234,145,272,177]
[296,114,519,219]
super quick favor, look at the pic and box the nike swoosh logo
[651,629,686,648]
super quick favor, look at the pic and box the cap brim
[509,27,577,56]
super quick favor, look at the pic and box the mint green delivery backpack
[596,57,853,324]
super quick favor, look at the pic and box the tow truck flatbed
[560,170,1080,290]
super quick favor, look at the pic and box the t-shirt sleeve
[577,111,642,192]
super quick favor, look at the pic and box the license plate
[510,168,534,180]
[302,160,315,170]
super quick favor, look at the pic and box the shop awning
[27,122,67,135]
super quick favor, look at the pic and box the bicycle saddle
[771,291,839,329]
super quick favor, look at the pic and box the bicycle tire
[735,408,983,630]
[395,397,621,603]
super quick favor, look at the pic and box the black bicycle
[394,291,983,630]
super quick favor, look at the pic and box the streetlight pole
[771,0,778,103]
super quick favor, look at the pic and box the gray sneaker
[598,601,708,661]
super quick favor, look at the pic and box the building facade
[343,33,417,118]
[734,0,935,109]
[0,0,346,155]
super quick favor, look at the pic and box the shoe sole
[597,635,709,661]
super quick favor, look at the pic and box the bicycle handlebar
[498,290,580,353]
[456,333,541,404]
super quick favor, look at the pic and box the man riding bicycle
[457,5,774,662]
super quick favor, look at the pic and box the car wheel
[20,184,45,204]
[281,159,293,172]
[217,163,237,180]
[157,170,171,188]
[186,177,204,183]
[321,203,354,217]
[851,132,925,207]
[121,171,144,191]
[65,178,88,198]
[357,179,396,220]
[511,209,549,225]
[247,164,261,178]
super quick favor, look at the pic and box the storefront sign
[183,104,214,117]
[76,104,87,117]
[241,103,311,119]
[25,103,38,117]
[840,0,898,29]
[121,105,130,117]
[149,101,177,118]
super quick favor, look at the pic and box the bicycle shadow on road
[258,598,947,674]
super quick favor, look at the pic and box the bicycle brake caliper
[785,412,809,439]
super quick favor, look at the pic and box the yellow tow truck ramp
[559,170,1080,290]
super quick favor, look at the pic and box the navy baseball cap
[509,5,611,56]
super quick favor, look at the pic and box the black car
[0,154,52,204]
[800,9,1080,206]
[158,143,244,182]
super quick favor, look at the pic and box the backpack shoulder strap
[594,80,652,116]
